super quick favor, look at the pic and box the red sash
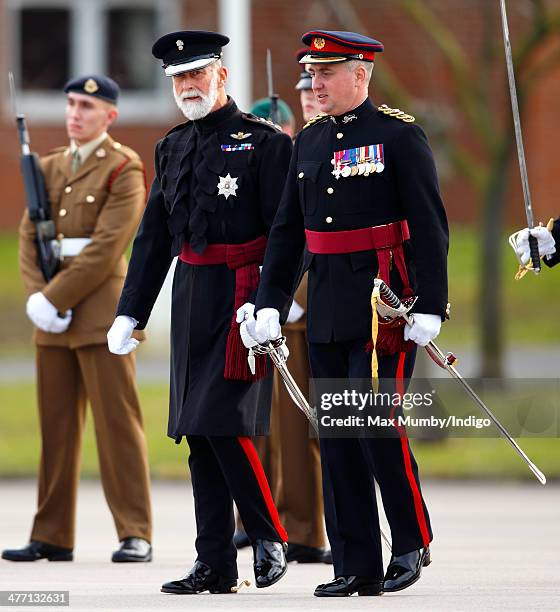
[180,236,268,381]
[305,220,414,355]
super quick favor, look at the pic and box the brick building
[0,0,558,230]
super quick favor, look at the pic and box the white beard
[174,71,219,120]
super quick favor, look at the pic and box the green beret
[250,98,294,126]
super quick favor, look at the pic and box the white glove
[107,315,139,355]
[286,299,304,324]
[255,308,281,343]
[404,313,441,347]
[239,318,259,349]
[26,292,72,334]
[46,311,72,333]
[235,302,255,325]
[236,302,261,348]
[511,226,556,265]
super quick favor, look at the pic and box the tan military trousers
[30,344,152,549]
[249,326,326,548]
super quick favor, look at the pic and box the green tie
[71,149,81,173]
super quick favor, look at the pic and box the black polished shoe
[111,537,152,562]
[2,541,73,562]
[314,576,383,597]
[383,546,431,592]
[286,543,333,564]
[161,560,237,594]
[252,539,288,588]
[233,530,251,550]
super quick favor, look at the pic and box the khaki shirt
[19,135,147,348]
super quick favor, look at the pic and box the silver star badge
[217,173,238,199]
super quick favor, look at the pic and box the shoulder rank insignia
[241,113,282,132]
[231,131,252,140]
[378,104,415,123]
[302,112,329,130]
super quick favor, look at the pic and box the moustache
[180,90,205,102]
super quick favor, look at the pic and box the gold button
[298,172,304,179]
[64,186,72,194]
[336,132,343,139]
[86,195,95,203]
[59,208,67,217]
[326,216,333,224]
[327,187,334,194]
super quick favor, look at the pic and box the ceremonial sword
[245,329,393,551]
[374,279,547,485]
[499,0,540,273]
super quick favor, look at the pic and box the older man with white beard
[106,31,293,595]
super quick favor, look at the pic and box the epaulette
[110,141,140,161]
[44,145,67,157]
[242,113,282,132]
[378,104,415,123]
[302,112,329,130]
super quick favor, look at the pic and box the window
[6,0,181,122]
[107,8,157,91]
[20,8,70,90]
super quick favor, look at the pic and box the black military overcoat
[117,98,292,438]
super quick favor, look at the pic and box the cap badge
[176,39,184,51]
[230,131,252,140]
[217,173,238,200]
[313,37,326,50]
[84,78,99,94]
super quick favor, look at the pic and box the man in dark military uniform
[3,75,152,564]
[107,31,292,594]
[240,30,448,597]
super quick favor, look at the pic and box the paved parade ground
[0,479,558,611]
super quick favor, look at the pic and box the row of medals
[331,158,385,179]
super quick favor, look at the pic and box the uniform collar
[193,96,238,133]
[70,132,108,164]
[330,97,375,125]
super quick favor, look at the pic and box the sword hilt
[374,279,404,310]
[528,233,541,274]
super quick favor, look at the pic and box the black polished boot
[1,541,73,562]
[314,576,383,597]
[112,537,152,562]
[383,546,431,592]
[233,530,251,550]
[252,539,288,588]
[286,543,332,564]
[161,560,237,594]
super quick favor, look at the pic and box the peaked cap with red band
[300,30,384,64]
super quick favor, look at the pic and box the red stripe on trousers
[394,351,431,547]
[237,436,288,542]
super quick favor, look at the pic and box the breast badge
[217,173,239,199]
